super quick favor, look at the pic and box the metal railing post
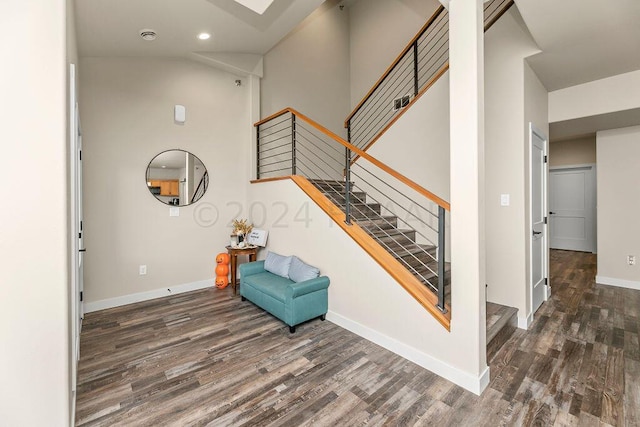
[256,125,261,179]
[413,41,419,97]
[437,206,447,313]
[344,146,352,225]
[291,113,297,175]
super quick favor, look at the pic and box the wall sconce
[235,80,242,87]
[174,105,186,124]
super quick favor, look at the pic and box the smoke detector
[139,29,157,41]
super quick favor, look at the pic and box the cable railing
[256,108,451,312]
[191,171,209,204]
[345,0,514,154]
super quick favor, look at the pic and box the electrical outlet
[139,265,147,275]
[628,255,636,266]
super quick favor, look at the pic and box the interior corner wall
[348,0,441,109]
[0,0,71,425]
[80,57,250,306]
[484,9,541,325]
[596,126,640,289]
[261,0,350,137]
[549,135,596,167]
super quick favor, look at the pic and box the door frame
[548,163,597,253]
[528,123,549,322]
[69,63,83,400]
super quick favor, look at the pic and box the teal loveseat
[239,259,330,333]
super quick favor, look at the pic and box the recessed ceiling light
[139,29,157,41]
[197,33,211,40]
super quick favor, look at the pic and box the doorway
[549,165,596,253]
[529,123,548,317]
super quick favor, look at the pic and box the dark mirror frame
[145,149,209,207]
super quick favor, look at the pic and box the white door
[70,64,84,395]
[77,120,85,332]
[549,165,596,253]
[530,124,548,316]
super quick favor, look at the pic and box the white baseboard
[517,312,533,330]
[596,275,640,291]
[84,279,214,313]
[326,310,489,395]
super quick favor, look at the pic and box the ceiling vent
[139,29,157,41]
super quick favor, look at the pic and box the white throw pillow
[288,256,320,283]
[264,252,293,279]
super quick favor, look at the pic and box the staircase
[253,0,516,329]
[309,179,450,305]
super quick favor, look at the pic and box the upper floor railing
[345,0,514,153]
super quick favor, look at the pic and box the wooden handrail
[254,107,450,211]
[254,109,292,127]
[344,5,446,128]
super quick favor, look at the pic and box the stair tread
[367,228,415,237]
[354,216,398,229]
[486,302,518,341]
[486,302,518,362]
[310,179,449,305]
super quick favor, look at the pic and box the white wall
[596,126,640,289]
[247,179,488,393]
[549,70,640,123]
[0,0,71,425]
[80,57,251,307]
[261,0,350,136]
[348,0,441,109]
[484,10,543,326]
[448,0,487,381]
[367,74,450,201]
[549,135,596,167]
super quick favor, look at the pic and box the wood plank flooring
[76,250,640,426]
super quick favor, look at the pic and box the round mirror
[146,149,208,206]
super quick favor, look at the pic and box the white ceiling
[75,0,324,65]
[515,0,640,91]
[75,0,640,89]
[75,0,640,139]
[514,0,640,140]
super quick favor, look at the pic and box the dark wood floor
[76,250,640,426]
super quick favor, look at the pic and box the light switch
[169,207,180,217]
[500,194,510,206]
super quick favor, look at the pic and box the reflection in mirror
[146,150,208,206]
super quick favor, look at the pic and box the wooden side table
[226,245,258,295]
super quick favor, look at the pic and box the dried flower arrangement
[231,218,253,236]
